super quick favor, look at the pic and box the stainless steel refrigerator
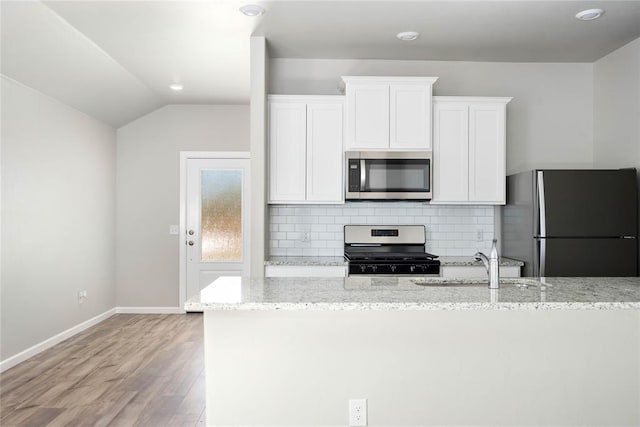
[501,169,638,277]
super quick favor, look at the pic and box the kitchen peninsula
[186,276,640,426]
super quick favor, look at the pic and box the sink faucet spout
[474,239,500,289]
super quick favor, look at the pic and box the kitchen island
[186,277,640,426]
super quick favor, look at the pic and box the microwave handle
[360,159,366,190]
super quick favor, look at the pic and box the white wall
[593,37,640,168]
[116,105,249,308]
[270,58,594,174]
[593,37,640,273]
[1,77,116,361]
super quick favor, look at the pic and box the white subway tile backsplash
[294,224,310,232]
[374,207,391,216]
[279,224,294,232]
[478,216,494,224]
[327,224,343,232]
[334,216,350,224]
[268,202,495,257]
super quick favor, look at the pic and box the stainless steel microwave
[345,151,432,200]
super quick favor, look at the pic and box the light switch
[169,225,180,235]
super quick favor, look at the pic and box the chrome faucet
[474,239,500,289]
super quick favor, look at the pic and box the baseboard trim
[0,308,117,373]
[115,307,185,314]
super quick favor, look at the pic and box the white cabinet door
[468,103,506,204]
[432,101,469,202]
[390,83,432,150]
[268,96,345,204]
[265,265,347,277]
[431,96,510,205]
[345,83,389,150]
[268,102,307,202]
[306,102,343,202]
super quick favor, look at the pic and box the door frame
[179,151,251,309]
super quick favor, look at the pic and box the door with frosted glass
[186,158,250,300]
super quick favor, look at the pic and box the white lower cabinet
[432,96,511,204]
[268,95,344,204]
[265,265,347,278]
[440,265,521,278]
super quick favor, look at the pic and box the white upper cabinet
[268,95,344,204]
[432,96,511,205]
[345,83,389,149]
[433,101,469,202]
[306,102,344,202]
[269,101,307,202]
[342,77,438,151]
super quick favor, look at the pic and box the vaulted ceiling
[2,1,639,127]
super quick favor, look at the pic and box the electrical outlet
[349,399,367,426]
[476,229,483,241]
[77,290,87,304]
[169,225,179,235]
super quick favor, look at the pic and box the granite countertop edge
[186,301,640,311]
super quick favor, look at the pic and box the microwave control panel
[348,160,360,192]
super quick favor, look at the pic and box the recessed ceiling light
[170,83,184,91]
[239,4,265,17]
[575,8,604,21]
[397,31,420,41]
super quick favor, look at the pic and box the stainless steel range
[344,225,440,275]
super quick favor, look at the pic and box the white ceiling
[2,1,639,128]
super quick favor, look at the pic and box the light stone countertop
[185,276,640,311]
[264,256,524,267]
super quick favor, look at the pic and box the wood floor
[0,313,205,426]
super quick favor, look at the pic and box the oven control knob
[390,265,396,273]
[370,265,377,273]
[410,265,416,273]
[360,265,367,273]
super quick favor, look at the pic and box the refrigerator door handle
[537,171,547,238]
[539,238,546,277]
